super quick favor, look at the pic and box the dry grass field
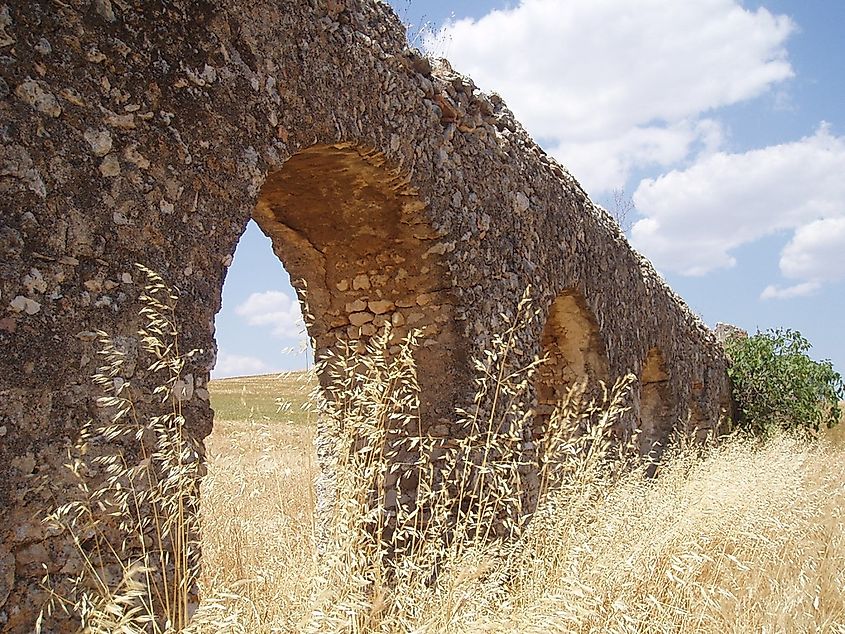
[201,372,845,633]
[203,372,318,631]
[40,273,843,633]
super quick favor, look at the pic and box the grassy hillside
[208,371,316,425]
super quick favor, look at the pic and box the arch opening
[639,347,674,458]
[685,376,730,444]
[203,143,468,610]
[533,289,610,437]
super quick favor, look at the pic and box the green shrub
[725,328,844,437]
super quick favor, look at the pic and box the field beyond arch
[201,373,845,633]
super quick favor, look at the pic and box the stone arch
[1,1,734,627]
[533,289,610,434]
[639,347,674,457]
[249,143,465,428]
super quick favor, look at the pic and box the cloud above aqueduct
[428,0,845,299]
[632,125,845,289]
[428,0,795,192]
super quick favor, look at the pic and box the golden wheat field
[37,272,844,634]
[202,373,845,634]
[202,372,318,632]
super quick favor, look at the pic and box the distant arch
[685,374,731,444]
[533,289,610,435]
[639,347,674,458]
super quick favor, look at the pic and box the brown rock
[99,154,120,177]
[84,129,113,157]
[15,79,61,117]
[349,311,374,326]
[352,274,370,290]
[345,299,367,312]
[368,299,394,314]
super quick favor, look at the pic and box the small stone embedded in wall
[103,111,135,130]
[345,299,367,312]
[123,144,151,170]
[84,129,113,157]
[0,143,47,198]
[99,154,121,177]
[349,311,374,327]
[352,274,370,290]
[9,295,41,315]
[35,37,51,55]
[83,279,103,293]
[172,374,195,402]
[22,269,47,294]
[368,299,394,314]
[0,6,15,48]
[59,87,86,107]
[93,0,116,22]
[15,79,61,117]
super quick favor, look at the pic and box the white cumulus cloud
[213,353,269,378]
[630,125,845,292]
[778,217,845,282]
[760,218,845,300]
[427,0,794,192]
[760,281,821,301]
[235,291,305,339]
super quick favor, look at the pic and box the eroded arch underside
[252,143,465,428]
[639,347,674,458]
[534,289,610,436]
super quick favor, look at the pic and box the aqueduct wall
[0,0,730,629]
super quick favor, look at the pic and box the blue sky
[213,0,845,378]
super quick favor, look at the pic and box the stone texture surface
[714,322,749,345]
[0,0,731,629]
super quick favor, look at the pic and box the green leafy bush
[725,328,844,437]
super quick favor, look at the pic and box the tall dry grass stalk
[301,290,623,632]
[199,294,844,632]
[38,265,216,633]
[200,340,845,633]
[40,268,845,633]
[201,425,845,632]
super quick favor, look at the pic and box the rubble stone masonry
[0,1,731,629]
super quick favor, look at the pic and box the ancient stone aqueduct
[0,0,731,629]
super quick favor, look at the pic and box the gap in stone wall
[252,144,463,431]
[208,144,468,540]
[202,216,318,607]
[213,219,310,381]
